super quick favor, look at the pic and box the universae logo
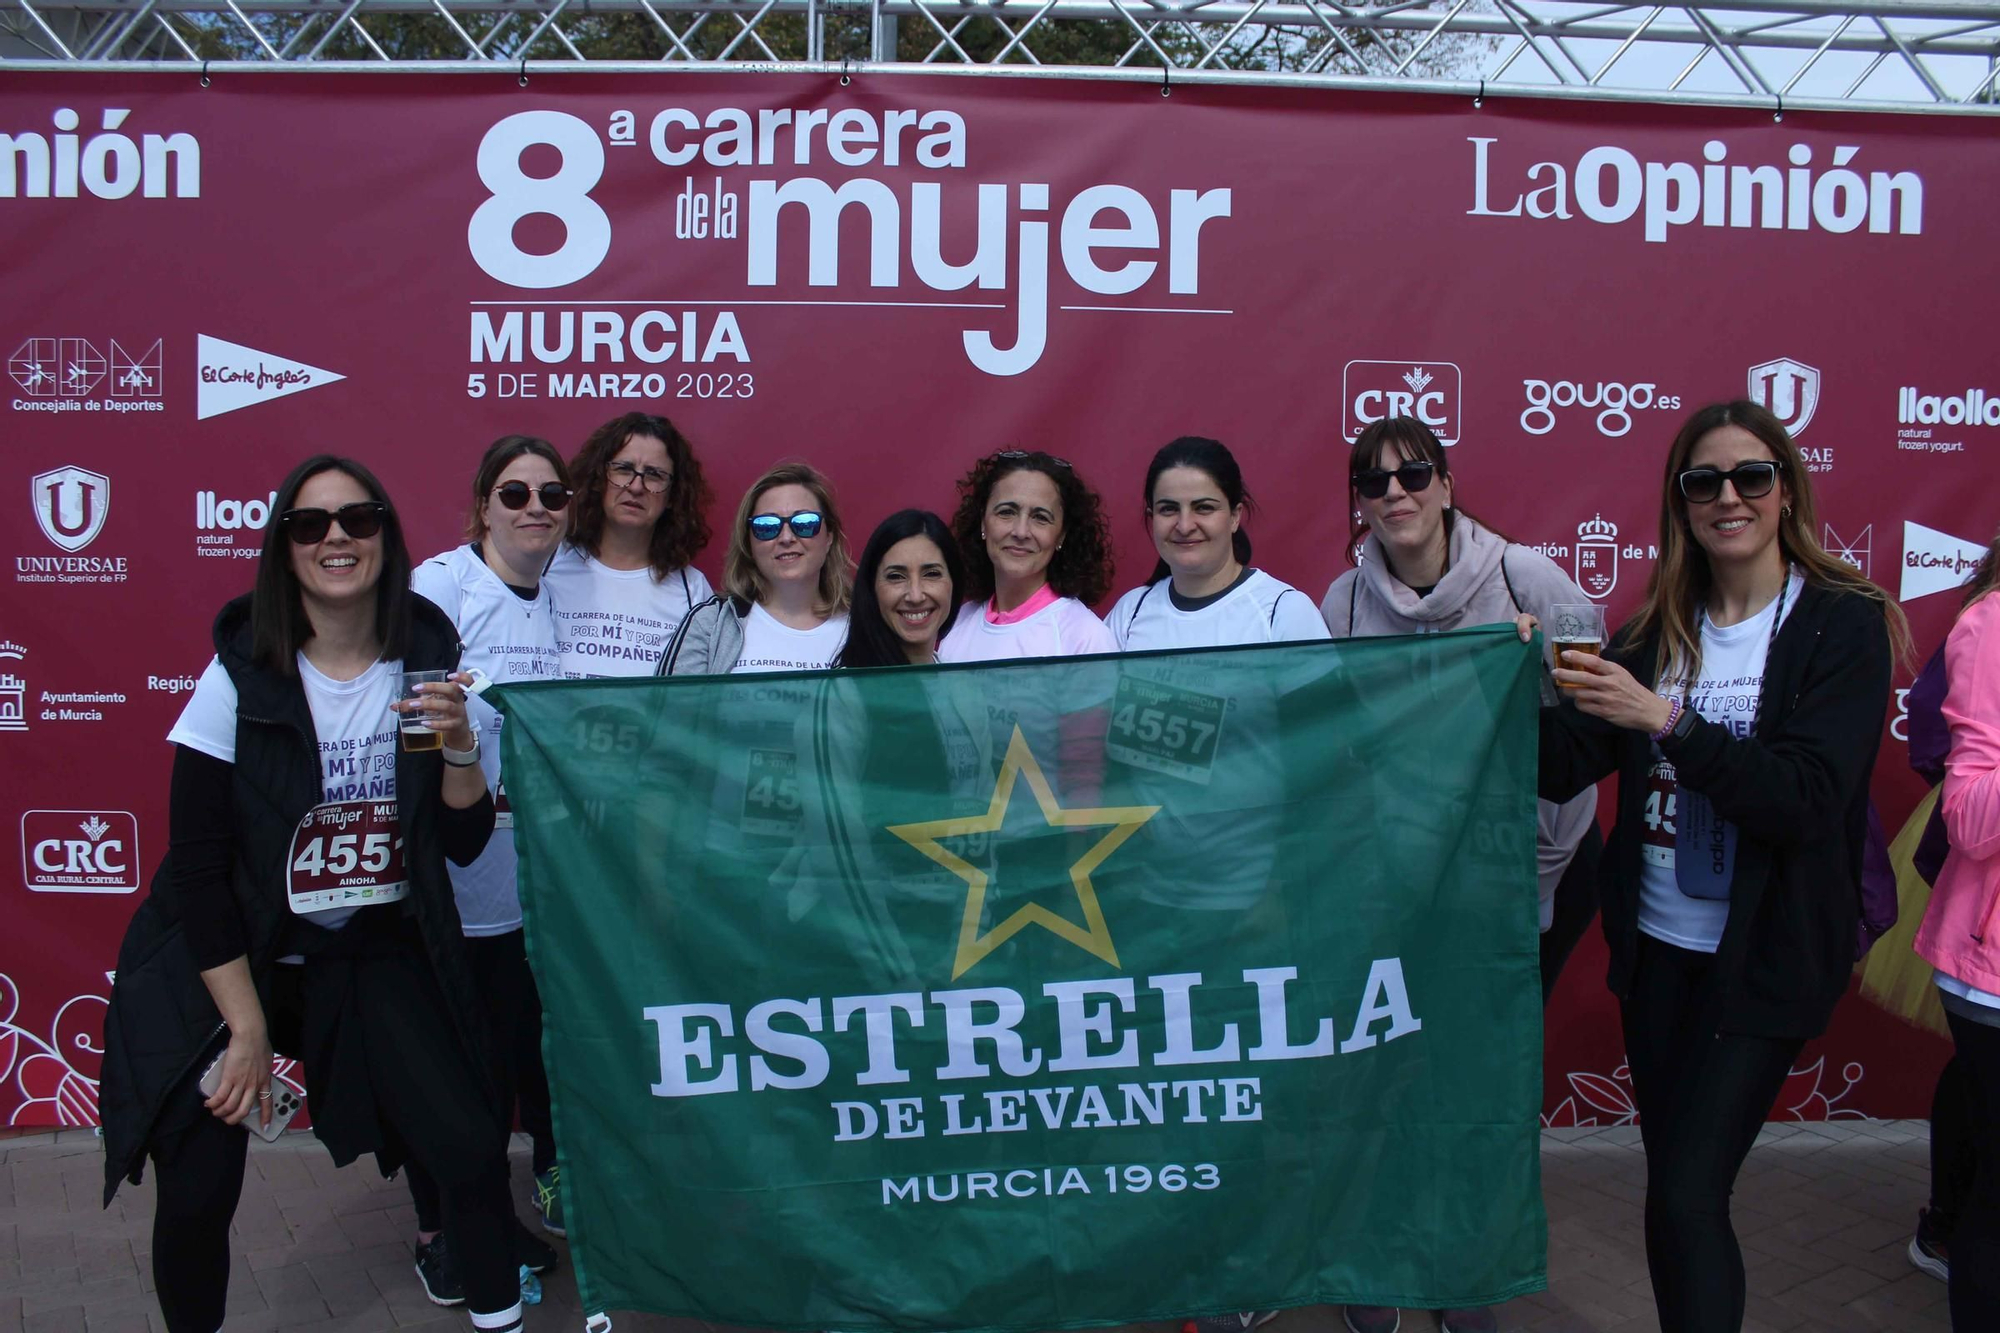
[31,466,109,552]
[1748,358,1819,436]
[1342,361,1461,446]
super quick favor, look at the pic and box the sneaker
[1909,1205,1950,1282]
[1183,1313,1282,1333]
[514,1217,559,1274]
[532,1166,566,1237]
[1341,1308,1399,1333]
[413,1234,465,1307]
[1440,1307,1498,1333]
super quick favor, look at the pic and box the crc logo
[1575,514,1618,599]
[1825,522,1870,578]
[21,809,140,893]
[1343,361,1461,446]
[31,465,109,552]
[1521,380,1682,438]
[1748,358,1820,436]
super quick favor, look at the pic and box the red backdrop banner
[3,72,1992,1127]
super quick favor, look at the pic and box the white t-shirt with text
[170,654,404,933]
[1637,569,1802,953]
[732,603,849,674]
[545,544,713,679]
[413,545,563,935]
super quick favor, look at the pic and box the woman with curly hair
[938,449,1116,661]
[546,411,715,678]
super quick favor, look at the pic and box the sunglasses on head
[492,480,574,512]
[1677,461,1780,505]
[1351,460,1437,500]
[749,511,824,542]
[994,449,1072,469]
[281,501,387,546]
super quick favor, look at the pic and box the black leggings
[1930,1053,1978,1224]
[147,946,520,1331]
[147,1091,248,1333]
[407,927,555,1231]
[1621,934,1803,1333]
[1946,1010,2000,1330]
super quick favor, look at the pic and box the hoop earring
[1781,504,1793,518]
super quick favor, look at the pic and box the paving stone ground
[0,1120,1950,1332]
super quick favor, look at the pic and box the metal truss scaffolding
[4,0,1998,112]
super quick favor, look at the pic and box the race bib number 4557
[1107,675,1226,785]
[287,799,409,914]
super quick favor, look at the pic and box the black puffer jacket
[99,593,495,1204]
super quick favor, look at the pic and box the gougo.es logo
[1520,379,1684,438]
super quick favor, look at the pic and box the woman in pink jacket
[1915,530,2000,1330]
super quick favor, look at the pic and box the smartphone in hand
[198,1054,302,1143]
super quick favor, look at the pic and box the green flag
[495,626,1547,1329]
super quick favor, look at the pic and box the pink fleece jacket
[1915,590,2000,993]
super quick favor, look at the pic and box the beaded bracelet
[1648,697,1683,744]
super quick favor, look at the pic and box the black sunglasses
[1677,462,1780,505]
[492,480,574,512]
[749,511,824,541]
[1351,461,1437,500]
[281,502,387,545]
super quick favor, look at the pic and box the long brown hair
[1960,529,2000,612]
[1622,400,1911,683]
[721,462,853,615]
[566,411,712,578]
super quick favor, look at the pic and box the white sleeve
[683,566,715,607]
[1067,603,1118,656]
[1106,588,1144,650]
[165,656,239,764]
[1269,588,1333,642]
[411,555,463,628]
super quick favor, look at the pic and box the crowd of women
[93,400,1999,1333]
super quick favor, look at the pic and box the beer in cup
[395,669,452,751]
[1550,603,1606,690]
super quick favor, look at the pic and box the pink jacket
[1915,590,2000,992]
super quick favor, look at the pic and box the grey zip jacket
[656,594,750,675]
[1321,515,1598,930]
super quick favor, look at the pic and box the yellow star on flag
[887,725,1160,980]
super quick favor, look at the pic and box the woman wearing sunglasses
[407,436,571,1278]
[1539,401,1902,1333]
[1913,528,2000,1329]
[546,411,715,678]
[99,457,527,1333]
[1321,415,1599,1333]
[938,449,1117,662]
[660,461,851,674]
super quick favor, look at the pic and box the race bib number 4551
[287,799,409,914]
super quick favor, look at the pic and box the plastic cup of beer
[395,670,452,751]
[1550,604,1606,689]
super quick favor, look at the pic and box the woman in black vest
[1539,402,1903,1332]
[98,456,524,1333]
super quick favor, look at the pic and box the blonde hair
[722,462,852,616]
[1624,400,1911,683]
